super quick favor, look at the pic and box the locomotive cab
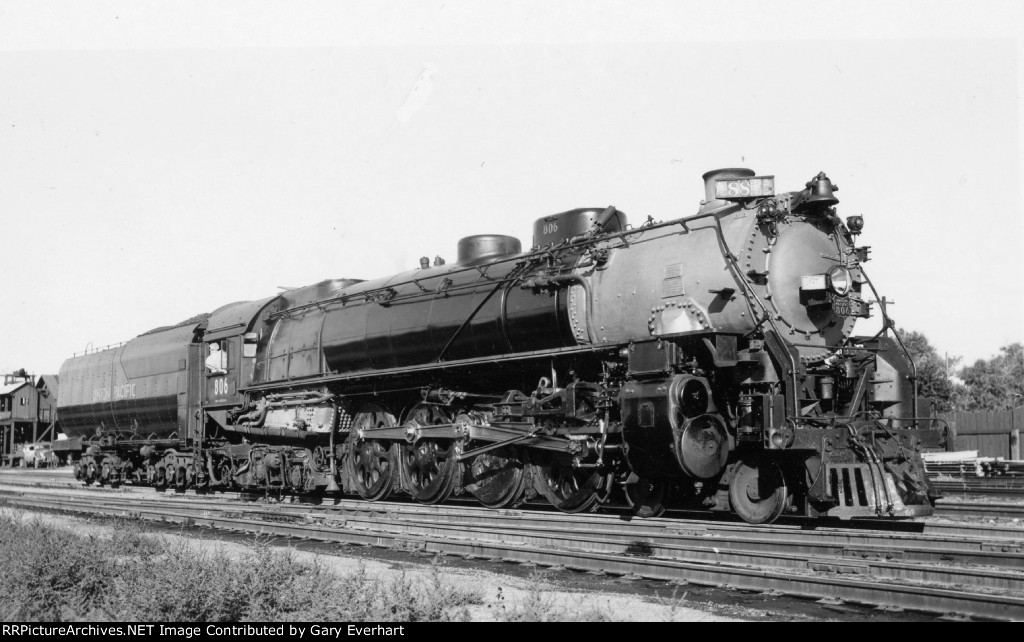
[200,297,281,437]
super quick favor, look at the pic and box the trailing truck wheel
[218,461,235,490]
[729,459,788,525]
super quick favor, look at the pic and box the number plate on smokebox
[831,295,870,318]
[714,176,775,199]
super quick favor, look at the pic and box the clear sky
[1,0,1021,376]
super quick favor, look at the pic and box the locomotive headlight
[827,265,852,296]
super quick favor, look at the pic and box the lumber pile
[922,451,1024,479]
[923,451,981,478]
[980,459,1024,477]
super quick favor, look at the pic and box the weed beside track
[0,511,481,622]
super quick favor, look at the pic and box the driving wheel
[530,452,606,513]
[346,404,398,501]
[398,404,459,504]
[464,445,528,508]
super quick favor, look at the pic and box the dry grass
[489,575,612,622]
[0,512,480,622]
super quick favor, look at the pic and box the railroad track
[5,487,1024,572]
[1,484,1023,620]
[5,469,1024,532]
[932,479,1024,498]
[935,501,1024,520]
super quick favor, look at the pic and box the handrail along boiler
[56,169,942,523]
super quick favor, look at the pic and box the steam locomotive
[57,169,942,523]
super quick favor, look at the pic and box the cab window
[205,342,228,374]
[242,332,258,358]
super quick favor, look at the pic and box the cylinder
[679,378,710,418]
[674,414,730,479]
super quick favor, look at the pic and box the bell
[804,171,839,207]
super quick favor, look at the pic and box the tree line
[897,329,1023,413]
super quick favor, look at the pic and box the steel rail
[3,473,1024,542]
[6,489,1024,618]
[934,502,1024,520]
[932,480,1024,498]
[2,492,1022,621]
[5,490,1023,581]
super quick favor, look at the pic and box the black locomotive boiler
[57,169,942,523]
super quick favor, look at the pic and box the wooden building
[0,371,59,466]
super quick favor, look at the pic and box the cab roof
[203,295,281,342]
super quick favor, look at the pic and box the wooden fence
[939,407,1022,459]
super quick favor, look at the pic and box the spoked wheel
[218,461,236,490]
[463,445,528,509]
[624,478,668,518]
[346,404,398,501]
[399,404,459,504]
[729,459,788,524]
[531,452,606,513]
